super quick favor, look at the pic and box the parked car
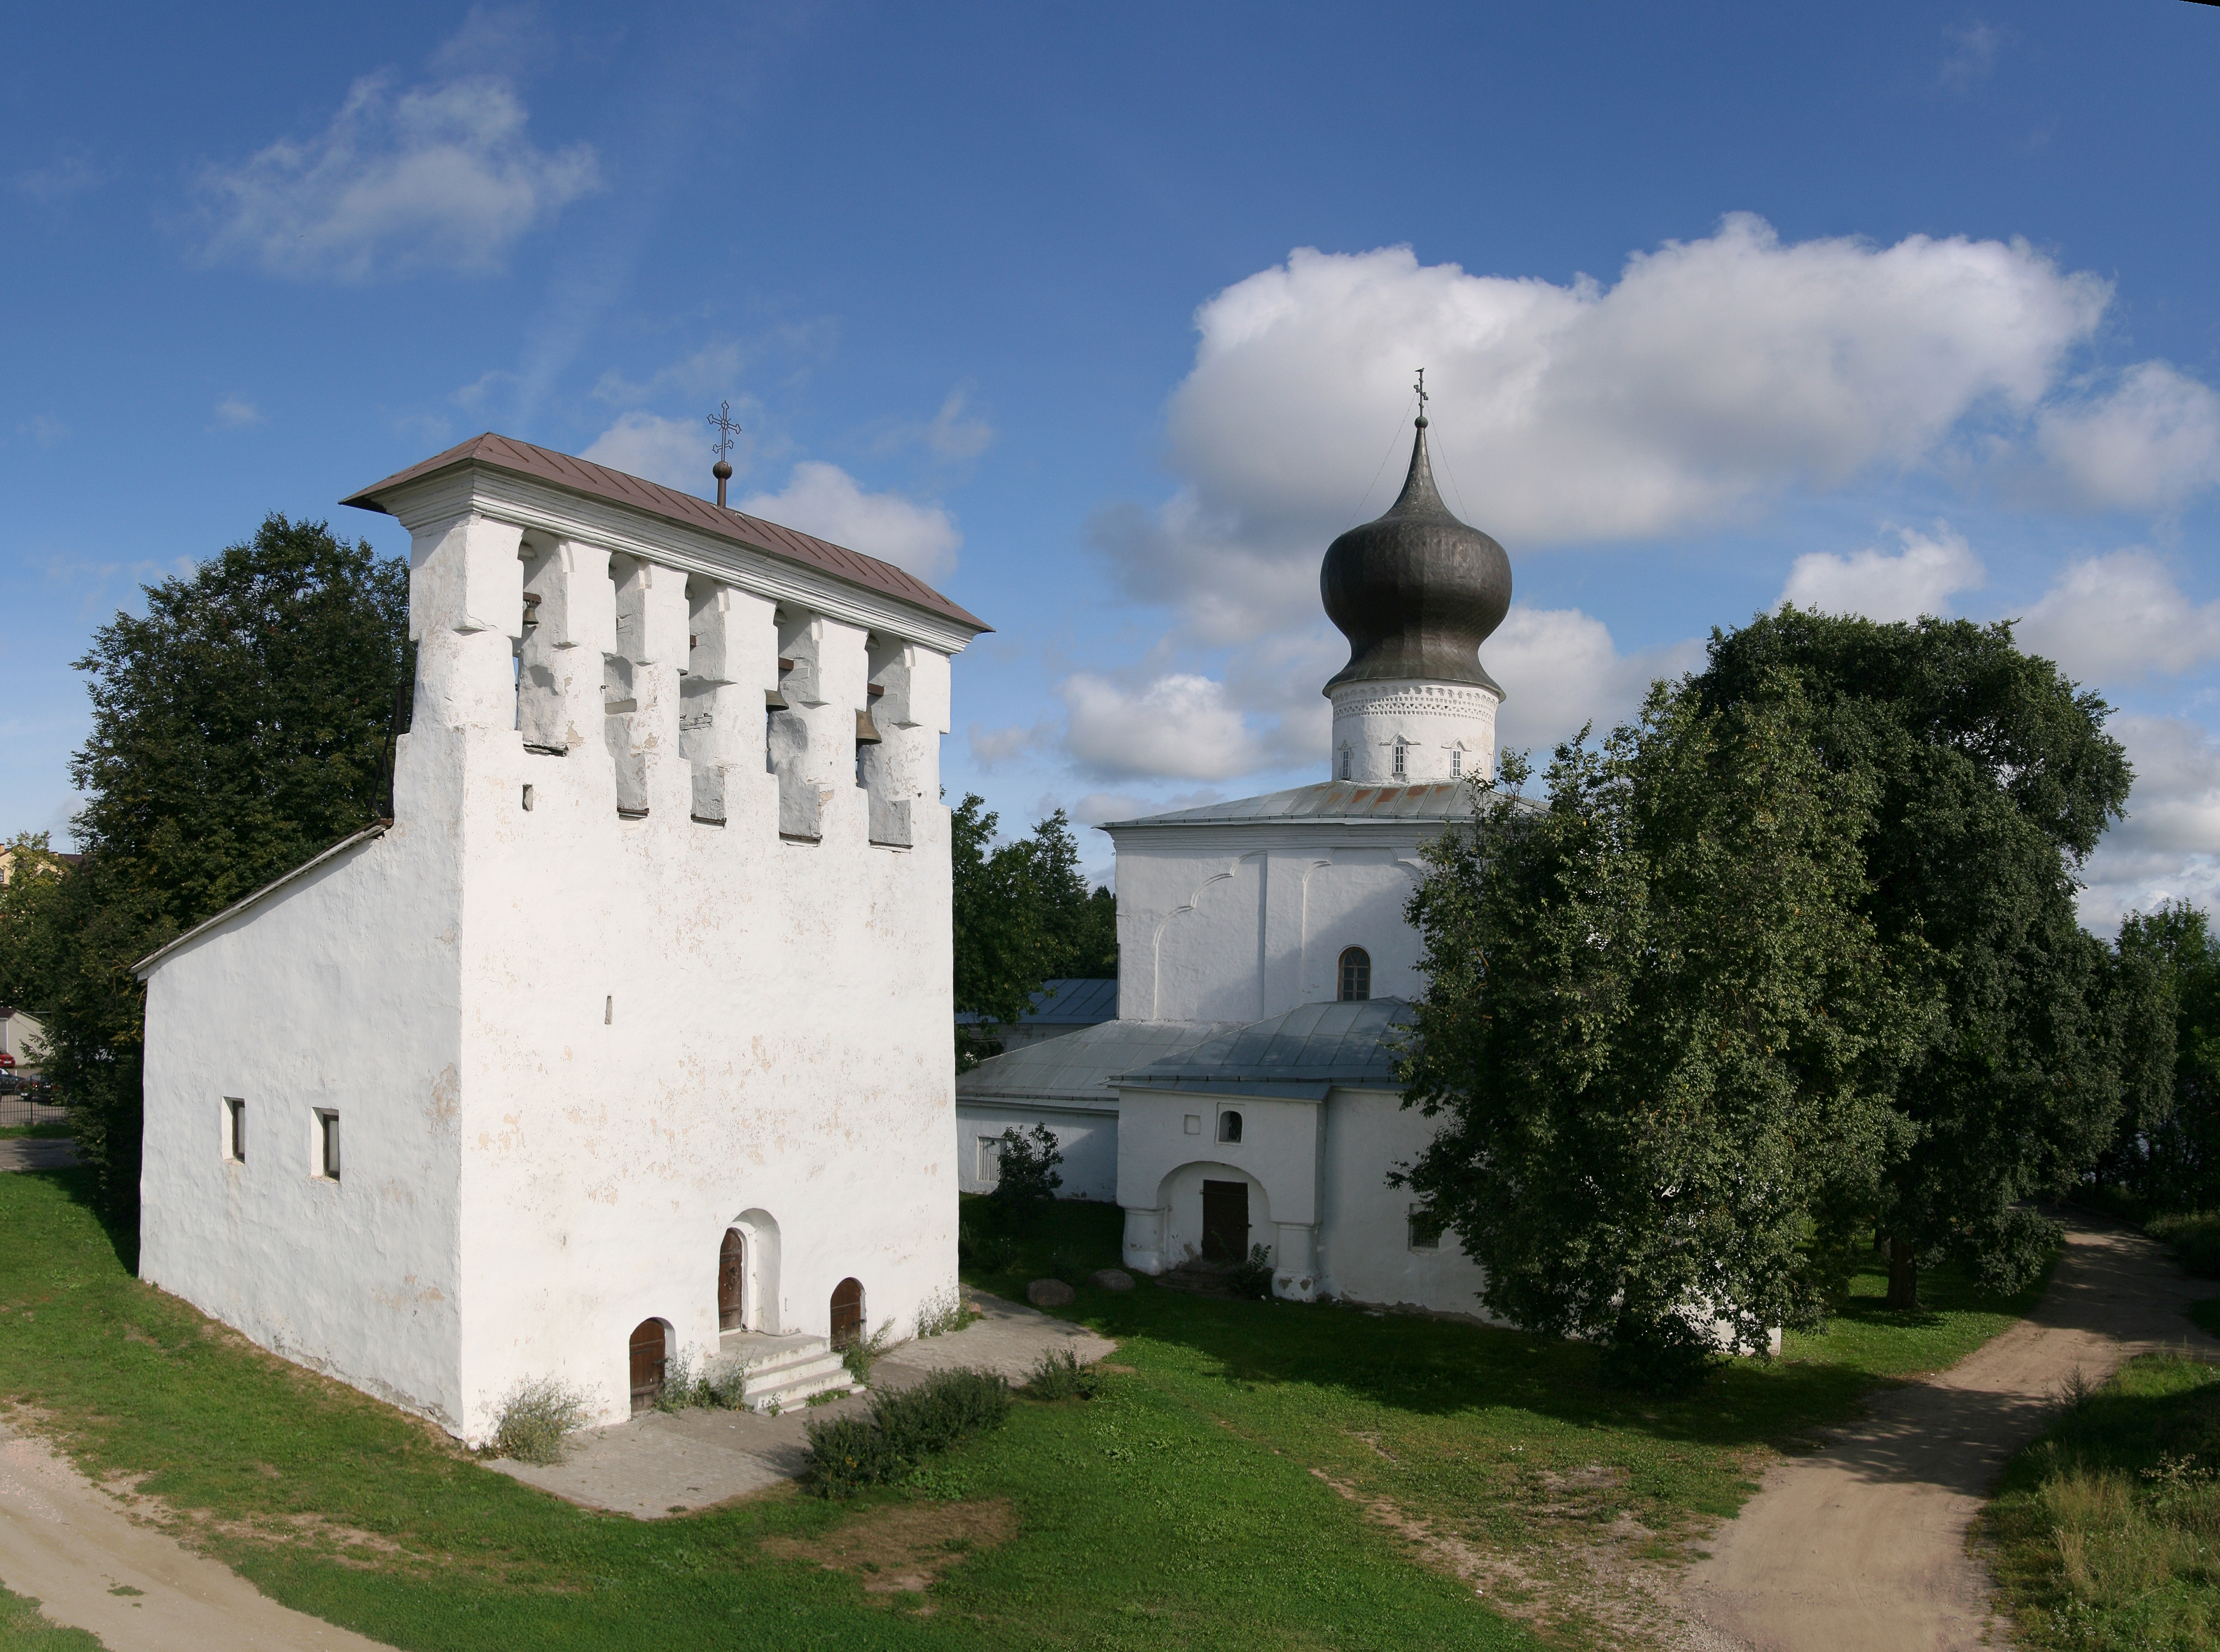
[0,1073,18,1096]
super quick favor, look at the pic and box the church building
[957,410,1516,1315]
[134,435,985,1442]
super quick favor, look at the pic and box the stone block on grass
[1026,1278,1076,1308]
[1088,1269,1135,1292]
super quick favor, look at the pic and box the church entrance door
[1201,1180,1249,1262]
[719,1230,745,1331]
[628,1319,667,1413]
[830,1277,864,1348]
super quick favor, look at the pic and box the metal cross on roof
[707,401,743,507]
[1413,367,1429,427]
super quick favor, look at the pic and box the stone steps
[710,1330,860,1414]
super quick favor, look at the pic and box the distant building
[958,412,1513,1317]
[955,976,1117,1056]
[134,433,986,1441]
[0,1006,46,1072]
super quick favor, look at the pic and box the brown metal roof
[341,432,988,634]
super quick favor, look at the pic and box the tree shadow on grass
[36,1163,139,1276]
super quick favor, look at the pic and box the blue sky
[5,1,2216,922]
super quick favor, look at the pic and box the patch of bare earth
[1308,1464,1739,1652]
[759,1498,1017,1609]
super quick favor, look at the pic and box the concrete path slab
[0,1139,79,1172]
[1681,1214,2220,1652]
[0,1422,394,1651]
[490,1289,1115,1518]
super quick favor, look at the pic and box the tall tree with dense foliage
[1692,610,2166,1307]
[0,516,410,1218]
[1399,681,1929,1382]
[950,798,1117,1069]
[2098,903,2219,1209]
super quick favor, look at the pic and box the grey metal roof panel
[342,433,988,635]
[1099,781,1477,830]
[1117,997,1415,1091]
[954,977,1118,1029]
[956,1019,1241,1106]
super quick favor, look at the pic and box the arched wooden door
[718,1230,745,1331]
[628,1319,667,1413]
[829,1277,864,1349]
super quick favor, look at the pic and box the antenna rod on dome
[707,401,742,508]
[1413,368,1429,427]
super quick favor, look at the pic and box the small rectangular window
[1408,1205,1444,1252]
[978,1136,1002,1180]
[1392,742,1407,779]
[1450,749,1462,779]
[315,1110,340,1181]
[223,1097,245,1162]
[1340,746,1351,780]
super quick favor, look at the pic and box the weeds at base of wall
[803,1368,1011,1498]
[915,1284,977,1339]
[1230,1244,1275,1300]
[488,1377,594,1466]
[654,1349,749,1414]
[842,1320,898,1385]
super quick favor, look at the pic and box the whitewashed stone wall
[1328,679,1497,785]
[1107,827,1434,1025]
[141,471,968,1445]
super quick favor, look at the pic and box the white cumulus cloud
[581,412,712,492]
[2079,715,2220,931]
[736,461,961,584]
[193,73,600,279]
[1060,672,1262,782]
[2015,550,2220,685]
[1780,522,1985,623]
[1487,606,1705,757]
[2036,363,2220,511]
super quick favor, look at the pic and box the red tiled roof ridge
[341,432,987,635]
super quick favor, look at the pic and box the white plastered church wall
[139,452,970,1445]
[1328,679,1497,785]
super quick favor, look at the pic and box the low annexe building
[134,433,987,1441]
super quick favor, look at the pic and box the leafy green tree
[2099,903,2220,1209]
[1399,681,1929,1384]
[950,798,1116,1070]
[989,1122,1065,1215]
[1693,610,2165,1307]
[0,516,410,1218]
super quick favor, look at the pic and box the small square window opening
[1408,1205,1445,1251]
[223,1097,245,1162]
[314,1110,340,1181]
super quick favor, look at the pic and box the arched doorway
[628,1319,668,1413]
[829,1277,864,1349]
[719,1230,745,1331]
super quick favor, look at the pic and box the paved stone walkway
[489,1289,1115,1517]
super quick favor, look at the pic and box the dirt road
[1681,1215,2219,1651]
[0,1424,393,1652]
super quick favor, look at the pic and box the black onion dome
[1320,419,1511,697]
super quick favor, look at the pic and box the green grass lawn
[0,1170,2048,1652]
[0,1583,104,1651]
[0,1125,72,1141]
[1985,1351,2220,1651]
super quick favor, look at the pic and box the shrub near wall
[803,1368,1010,1497]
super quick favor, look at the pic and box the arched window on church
[1392,741,1407,779]
[1339,947,1371,1002]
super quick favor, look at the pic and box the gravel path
[1681,1214,2219,1651]
[0,1424,392,1652]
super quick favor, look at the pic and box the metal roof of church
[955,977,1119,1029]
[1117,997,1415,1100]
[342,433,988,634]
[1097,780,1477,829]
[955,1018,1242,1108]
